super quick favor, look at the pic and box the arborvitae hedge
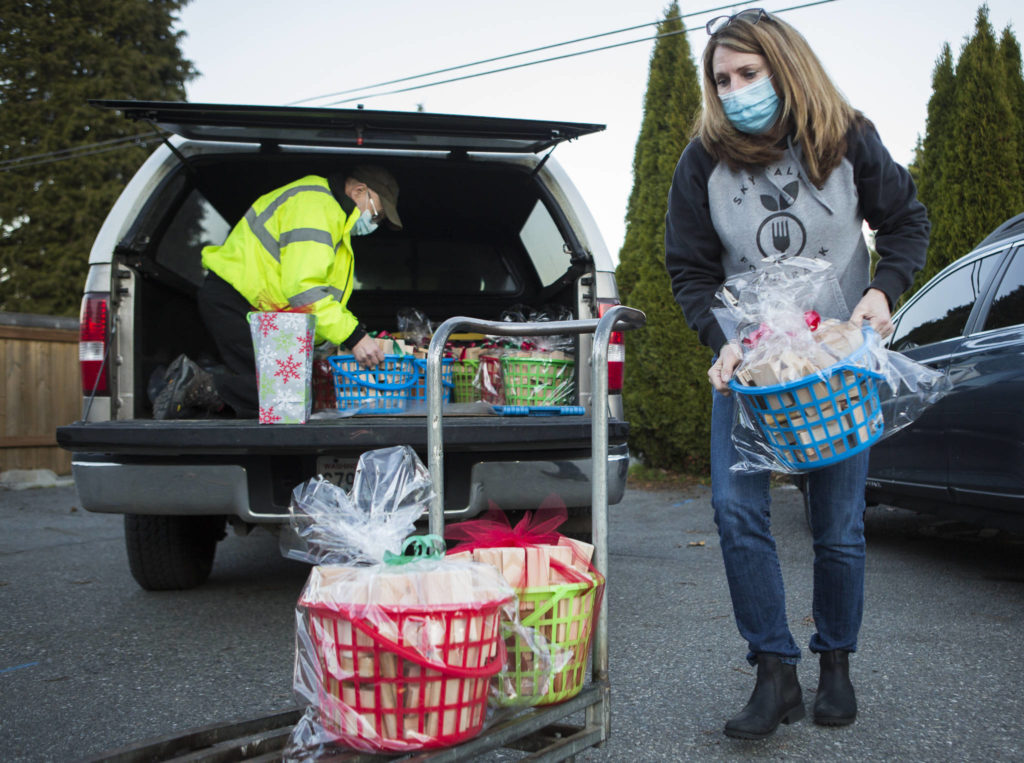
[912,44,956,291]
[615,3,710,473]
[914,6,1024,290]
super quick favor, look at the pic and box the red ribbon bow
[742,310,822,349]
[445,497,567,551]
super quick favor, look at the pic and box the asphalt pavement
[1,481,1022,761]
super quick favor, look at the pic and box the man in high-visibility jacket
[153,165,401,419]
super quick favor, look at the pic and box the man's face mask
[351,189,381,236]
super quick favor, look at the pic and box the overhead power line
[0,132,161,172]
[287,0,750,106]
[2,0,836,171]
[305,0,836,107]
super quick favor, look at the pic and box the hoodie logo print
[755,181,806,258]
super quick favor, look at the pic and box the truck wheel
[124,515,226,591]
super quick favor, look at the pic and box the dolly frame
[422,306,645,761]
[86,306,645,762]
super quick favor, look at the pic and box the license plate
[316,456,357,489]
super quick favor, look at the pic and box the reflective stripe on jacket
[201,175,361,346]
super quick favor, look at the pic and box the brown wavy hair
[694,11,865,187]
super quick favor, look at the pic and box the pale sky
[176,0,1019,263]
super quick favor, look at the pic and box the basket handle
[346,612,508,678]
[336,368,418,391]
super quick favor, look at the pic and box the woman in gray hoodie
[665,8,929,740]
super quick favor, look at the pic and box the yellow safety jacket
[201,175,362,346]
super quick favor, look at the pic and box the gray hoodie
[665,120,930,352]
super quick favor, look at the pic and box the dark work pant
[197,271,259,417]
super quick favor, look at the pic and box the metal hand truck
[89,306,645,762]
[419,305,645,761]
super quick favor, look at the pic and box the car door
[944,245,1024,518]
[868,252,1003,498]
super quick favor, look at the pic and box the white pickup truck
[57,101,634,590]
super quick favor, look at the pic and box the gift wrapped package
[248,311,316,423]
[717,257,950,472]
[446,504,604,706]
[285,446,522,757]
[732,320,883,469]
[297,556,515,752]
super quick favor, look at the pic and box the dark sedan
[864,212,1024,532]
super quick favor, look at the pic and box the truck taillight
[597,300,624,393]
[80,293,109,395]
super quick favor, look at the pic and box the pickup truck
[57,101,634,590]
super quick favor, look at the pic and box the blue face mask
[720,75,781,135]
[351,208,378,237]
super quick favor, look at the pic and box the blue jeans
[710,388,868,664]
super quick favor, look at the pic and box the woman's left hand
[850,288,894,338]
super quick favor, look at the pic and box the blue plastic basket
[328,355,417,414]
[409,357,455,406]
[728,332,885,470]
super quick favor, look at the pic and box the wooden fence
[0,312,80,475]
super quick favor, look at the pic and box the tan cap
[349,165,402,230]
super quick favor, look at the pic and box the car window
[353,238,518,293]
[983,248,1024,331]
[155,189,231,287]
[519,201,568,287]
[890,254,999,350]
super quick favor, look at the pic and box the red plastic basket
[304,597,512,752]
[478,355,504,405]
[312,358,337,410]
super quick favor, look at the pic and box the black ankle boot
[813,650,857,726]
[724,654,805,739]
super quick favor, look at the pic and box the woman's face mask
[720,75,781,135]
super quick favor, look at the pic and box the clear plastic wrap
[445,500,603,707]
[284,446,553,758]
[715,257,952,473]
[291,552,517,756]
[498,303,574,353]
[397,307,433,349]
[281,446,431,565]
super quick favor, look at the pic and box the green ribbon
[383,534,446,566]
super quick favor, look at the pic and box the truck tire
[124,515,226,591]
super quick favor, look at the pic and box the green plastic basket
[497,571,604,707]
[501,356,575,406]
[451,359,481,403]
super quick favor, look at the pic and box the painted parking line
[1,662,39,674]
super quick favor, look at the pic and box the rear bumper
[70,443,629,523]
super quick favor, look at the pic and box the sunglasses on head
[706,7,767,36]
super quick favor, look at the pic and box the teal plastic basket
[728,330,885,470]
[328,355,417,414]
[409,357,455,406]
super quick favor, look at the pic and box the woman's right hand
[351,334,386,370]
[708,342,742,395]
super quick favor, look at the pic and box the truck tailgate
[57,416,629,455]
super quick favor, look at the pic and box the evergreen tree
[913,44,956,289]
[0,0,197,316]
[1000,26,1024,185]
[916,6,1023,290]
[615,3,709,473]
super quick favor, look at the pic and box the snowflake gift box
[248,311,317,424]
